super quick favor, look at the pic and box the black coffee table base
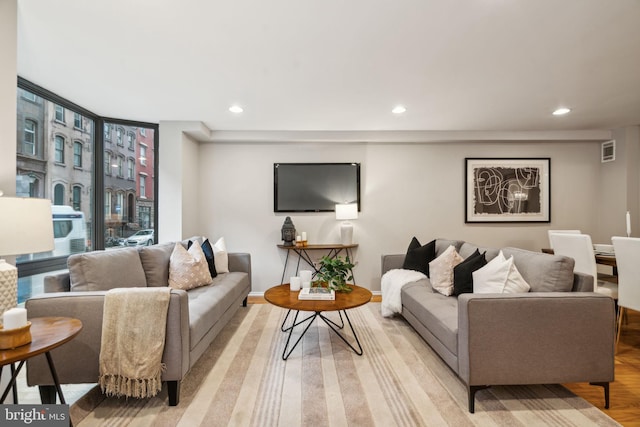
[279,309,363,360]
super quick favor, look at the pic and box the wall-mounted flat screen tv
[274,163,361,212]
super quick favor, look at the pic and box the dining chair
[611,236,640,349]
[547,229,581,249]
[549,233,618,298]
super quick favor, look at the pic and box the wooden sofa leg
[468,385,489,413]
[39,385,57,404]
[167,381,180,406]
[590,382,610,409]
[242,297,248,307]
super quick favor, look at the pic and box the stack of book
[298,287,335,300]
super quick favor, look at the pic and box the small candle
[300,270,312,284]
[296,235,301,242]
[301,232,307,241]
[3,307,27,330]
[290,276,301,291]
[627,211,631,237]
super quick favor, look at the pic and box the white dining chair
[549,233,618,298]
[611,236,640,349]
[547,229,581,249]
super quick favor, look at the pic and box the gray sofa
[25,239,251,406]
[382,238,616,413]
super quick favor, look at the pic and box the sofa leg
[167,381,180,406]
[39,385,57,404]
[242,297,248,307]
[468,385,489,413]
[589,382,610,409]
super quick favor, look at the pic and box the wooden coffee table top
[264,284,372,312]
[0,317,83,366]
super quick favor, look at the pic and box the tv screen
[274,163,361,212]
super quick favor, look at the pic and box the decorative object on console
[0,196,54,321]
[626,211,631,237]
[336,203,358,245]
[281,216,296,247]
[465,158,550,223]
[315,255,354,293]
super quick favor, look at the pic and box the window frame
[73,141,83,168]
[23,119,37,156]
[17,77,159,278]
[54,135,65,163]
[54,104,65,123]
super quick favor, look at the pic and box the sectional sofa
[25,239,251,406]
[382,238,616,412]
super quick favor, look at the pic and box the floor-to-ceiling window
[15,78,159,302]
[104,120,156,248]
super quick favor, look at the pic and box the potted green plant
[314,255,355,293]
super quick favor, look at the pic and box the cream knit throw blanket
[98,287,171,399]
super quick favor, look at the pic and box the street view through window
[16,87,156,302]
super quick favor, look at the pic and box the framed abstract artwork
[465,158,550,223]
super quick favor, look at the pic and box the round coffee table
[264,284,372,360]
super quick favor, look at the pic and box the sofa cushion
[402,237,436,276]
[429,245,464,296]
[401,280,458,356]
[187,272,250,350]
[435,239,465,257]
[501,247,574,292]
[453,249,487,296]
[458,242,500,262]
[169,243,213,290]
[139,242,174,287]
[68,248,146,291]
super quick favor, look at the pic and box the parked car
[126,229,155,246]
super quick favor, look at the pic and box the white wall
[0,0,17,195]
[198,140,603,293]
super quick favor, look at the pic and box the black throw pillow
[402,237,436,277]
[188,239,218,279]
[452,249,486,296]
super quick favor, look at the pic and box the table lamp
[0,196,54,319]
[335,203,358,245]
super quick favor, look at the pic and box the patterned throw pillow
[429,245,464,296]
[169,242,214,290]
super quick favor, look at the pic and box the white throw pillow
[504,260,531,293]
[473,251,530,293]
[428,245,464,296]
[169,242,213,290]
[473,252,511,293]
[213,237,229,273]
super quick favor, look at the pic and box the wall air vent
[601,140,615,163]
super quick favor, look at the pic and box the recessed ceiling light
[552,107,571,116]
[229,105,243,114]
[392,105,406,114]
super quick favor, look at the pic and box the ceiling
[16,0,640,135]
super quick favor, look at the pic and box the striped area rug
[74,303,619,426]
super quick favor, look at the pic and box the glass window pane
[16,88,94,302]
[104,123,155,249]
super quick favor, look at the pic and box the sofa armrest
[228,253,251,285]
[381,254,405,275]
[457,292,615,387]
[44,272,71,293]
[25,289,190,386]
[572,272,594,292]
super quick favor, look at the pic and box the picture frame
[465,158,550,223]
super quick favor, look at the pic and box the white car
[126,229,155,246]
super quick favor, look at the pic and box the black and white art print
[465,158,550,223]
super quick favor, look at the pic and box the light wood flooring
[251,294,640,426]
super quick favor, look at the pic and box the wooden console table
[277,243,358,284]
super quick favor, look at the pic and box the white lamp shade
[335,203,358,220]
[0,197,55,256]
